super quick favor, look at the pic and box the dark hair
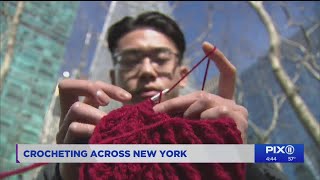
[107,11,186,63]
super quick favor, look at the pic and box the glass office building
[0,2,78,179]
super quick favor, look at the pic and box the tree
[249,1,320,149]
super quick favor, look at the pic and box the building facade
[0,2,78,179]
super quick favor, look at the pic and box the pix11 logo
[266,145,295,155]
[255,144,304,163]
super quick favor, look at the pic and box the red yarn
[0,163,48,179]
[79,100,245,180]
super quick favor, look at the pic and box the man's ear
[178,65,189,88]
[110,69,115,85]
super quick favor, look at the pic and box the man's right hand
[56,79,131,180]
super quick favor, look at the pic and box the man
[38,11,286,180]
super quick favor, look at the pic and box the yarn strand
[167,47,217,93]
[0,163,48,179]
[202,58,211,91]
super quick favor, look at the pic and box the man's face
[110,28,188,104]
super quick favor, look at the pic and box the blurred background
[0,1,319,179]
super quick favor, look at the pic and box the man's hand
[153,42,248,142]
[56,80,131,180]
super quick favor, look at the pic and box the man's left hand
[153,42,248,142]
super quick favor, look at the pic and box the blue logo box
[255,144,304,163]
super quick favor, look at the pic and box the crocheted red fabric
[79,100,245,180]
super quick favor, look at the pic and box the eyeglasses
[113,48,180,71]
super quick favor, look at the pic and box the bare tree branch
[306,23,320,37]
[263,90,286,143]
[0,2,12,52]
[249,1,320,149]
[282,37,320,80]
[280,3,320,72]
[281,36,307,54]
[301,60,320,80]
[248,121,261,136]
[235,76,244,105]
[167,1,181,15]
[99,1,110,11]
[0,1,25,90]
[297,24,320,72]
[292,69,302,84]
[279,1,294,27]
[236,75,282,144]
[187,4,214,57]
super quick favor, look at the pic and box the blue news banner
[255,144,304,163]
[16,144,304,163]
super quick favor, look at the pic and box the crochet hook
[150,88,169,102]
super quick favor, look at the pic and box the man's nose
[138,58,157,80]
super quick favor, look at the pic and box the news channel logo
[266,145,295,155]
[255,144,304,163]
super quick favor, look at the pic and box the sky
[61,1,319,84]
[172,1,319,86]
[62,1,107,77]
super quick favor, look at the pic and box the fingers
[202,42,236,100]
[83,81,133,109]
[153,91,203,114]
[56,102,107,144]
[154,91,232,115]
[58,79,131,126]
[95,81,132,101]
[58,80,105,119]
[183,99,211,119]
[200,106,248,142]
[63,122,95,144]
[182,93,220,119]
